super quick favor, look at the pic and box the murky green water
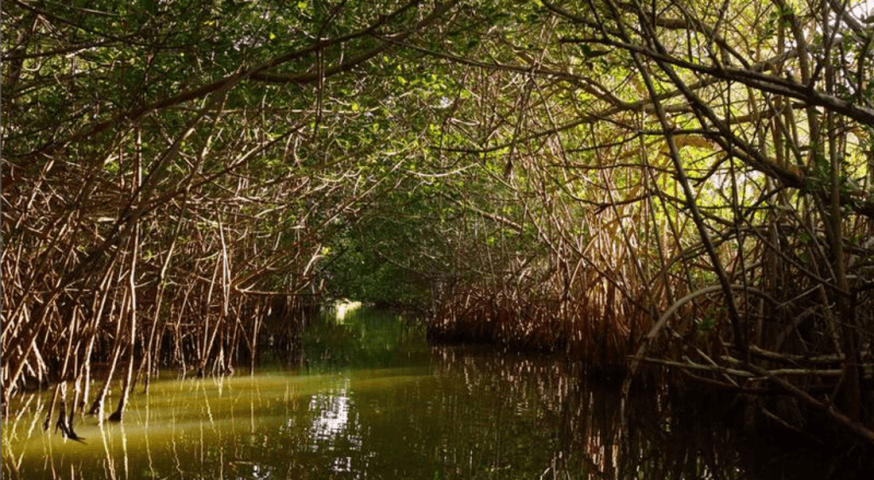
[2,306,869,479]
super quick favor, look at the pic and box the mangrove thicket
[3,0,874,446]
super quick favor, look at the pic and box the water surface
[2,306,868,479]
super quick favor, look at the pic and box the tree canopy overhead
[3,0,874,442]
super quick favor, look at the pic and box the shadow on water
[2,306,871,479]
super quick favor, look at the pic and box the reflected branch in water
[98,422,117,480]
[430,346,755,479]
[144,405,156,480]
[120,422,129,480]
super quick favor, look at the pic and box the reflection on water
[2,307,871,479]
[309,380,351,442]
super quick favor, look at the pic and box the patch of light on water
[331,456,353,473]
[334,300,362,324]
[309,379,355,444]
[310,392,349,441]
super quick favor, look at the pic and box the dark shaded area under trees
[3,0,874,456]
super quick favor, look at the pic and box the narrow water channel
[0,306,864,479]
